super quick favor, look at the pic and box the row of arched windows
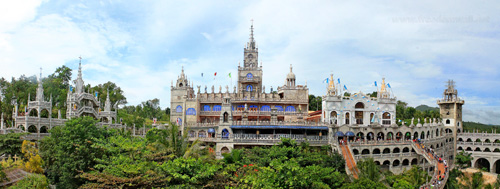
[200,105,297,112]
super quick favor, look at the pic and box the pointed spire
[246,20,256,50]
[104,89,111,112]
[74,56,85,94]
[250,19,255,43]
[36,67,44,101]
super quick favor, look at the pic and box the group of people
[413,139,448,189]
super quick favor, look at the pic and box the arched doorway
[383,148,390,154]
[393,160,400,167]
[414,132,418,140]
[373,148,381,154]
[362,149,370,155]
[29,109,38,117]
[402,159,409,166]
[475,158,490,172]
[367,132,374,141]
[494,160,500,174]
[354,102,364,125]
[221,147,230,154]
[40,109,50,118]
[387,132,394,140]
[377,132,384,140]
[345,112,350,125]
[40,126,48,133]
[356,132,365,141]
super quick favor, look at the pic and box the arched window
[275,106,283,111]
[223,112,229,123]
[261,105,271,111]
[246,85,253,91]
[176,105,182,113]
[355,102,364,109]
[446,119,450,124]
[213,105,222,111]
[186,108,196,115]
[203,105,210,111]
[285,106,296,112]
[246,73,253,79]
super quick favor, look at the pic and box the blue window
[246,85,253,91]
[176,105,182,113]
[249,105,258,109]
[275,106,283,111]
[261,105,271,111]
[186,108,196,115]
[285,106,296,112]
[203,105,210,111]
[247,73,253,79]
[237,105,244,108]
[213,105,222,111]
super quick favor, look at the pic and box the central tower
[238,22,263,94]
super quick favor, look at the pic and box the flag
[374,81,377,87]
[387,83,391,88]
[323,78,329,83]
[371,115,375,123]
[228,72,231,78]
[95,92,98,98]
[69,86,73,92]
[344,85,347,90]
[214,72,217,76]
[337,78,340,84]
[201,73,203,77]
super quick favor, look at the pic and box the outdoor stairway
[340,142,359,179]
[412,142,448,189]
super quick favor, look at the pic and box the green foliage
[455,150,473,168]
[308,95,322,111]
[0,164,7,182]
[9,174,49,189]
[395,100,441,125]
[356,158,381,181]
[463,121,500,133]
[342,177,387,189]
[0,132,27,157]
[445,168,463,189]
[159,157,221,187]
[40,117,109,188]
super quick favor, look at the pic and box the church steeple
[247,20,256,50]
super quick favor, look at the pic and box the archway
[375,161,381,165]
[393,148,400,153]
[28,125,37,133]
[29,109,38,117]
[485,148,491,152]
[188,130,195,137]
[362,149,370,155]
[345,112,350,125]
[436,129,439,137]
[466,147,472,151]
[467,138,473,142]
[383,160,390,166]
[405,132,411,140]
[382,112,391,125]
[222,129,229,139]
[495,148,500,153]
[396,132,402,140]
[355,102,365,109]
[40,126,48,133]
[353,149,359,155]
[403,147,410,153]
[421,132,425,139]
[494,160,500,174]
[475,147,481,152]
[393,159,400,167]
[373,148,381,154]
[427,131,430,139]
[458,147,463,151]
[330,111,338,125]
[40,109,50,118]
[414,132,418,140]
[402,159,409,166]
[377,132,385,140]
[356,132,365,140]
[411,158,418,165]
[475,158,490,172]
[367,132,374,140]
[485,139,491,143]
[223,112,229,123]
[221,147,230,154]
[383,148,390,154]
[458,138,463,142]
[387,132,394,140]
[198,130,207,138]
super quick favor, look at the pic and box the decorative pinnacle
[249,19,254,43]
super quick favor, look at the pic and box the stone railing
[457,141,500,147]
[231,120,328,126]
[350,139,412,146]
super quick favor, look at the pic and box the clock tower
[238,22,263,94]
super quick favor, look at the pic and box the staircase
[412,142,448,189]
[340,142,359,179]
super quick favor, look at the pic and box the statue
[270,86,273,93]
[197,86,201,93]
[411,117,414,125]
[417,118,420,124]
[433,118,436,124]
[234,86,236,93]
[211,85,214,93]
[263,85,265,93]
[225,85,229,93]
[219,86,222,93]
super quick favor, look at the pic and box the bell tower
[238,20,263,94]
[437,80,464,160]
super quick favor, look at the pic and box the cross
[251,19,253,25]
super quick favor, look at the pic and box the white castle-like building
[2,59,121,134]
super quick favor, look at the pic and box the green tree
[10,174,49,189]
[356,158,381,181]
[40,117,108,188]
[0,132,27,157]
[455,150,473,168]
[0,164,7,182]
[342,177,387,189]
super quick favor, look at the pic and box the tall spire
[36,67,44,101]
[74,56,85,93]
[104,89,111,112]
[246,19,256,50]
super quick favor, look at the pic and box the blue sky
[1,0,499,124]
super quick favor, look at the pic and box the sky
[1,0,499,124]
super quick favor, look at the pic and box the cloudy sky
[1,0,499,124]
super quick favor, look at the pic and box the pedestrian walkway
[413,140,448,189]
[340,141,359,179]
